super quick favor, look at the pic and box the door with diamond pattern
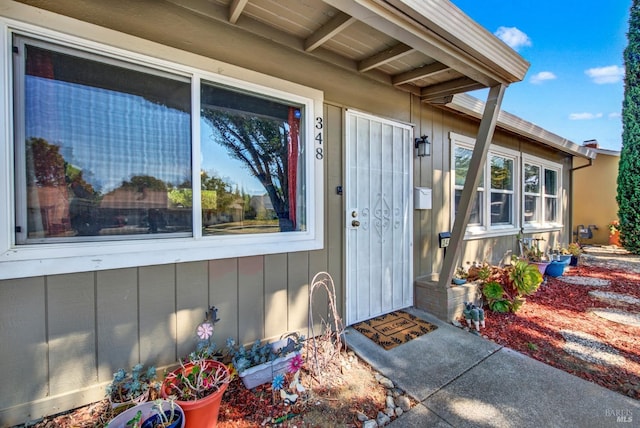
[345,110,413,325]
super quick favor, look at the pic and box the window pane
[455,146,484,187]
[19,43,192,242]
[545,197,557,222]
[524,195,539,223]
[491,193,512,225]
[491,156,513,190]
[454,147,472,186]
[455,189,482,225]
[200,82,305,235]
[545,169,558,195]
[524,164,540,193]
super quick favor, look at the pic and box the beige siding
[96,268,139,382]
[0,278,48,407]
[48,272,97,395]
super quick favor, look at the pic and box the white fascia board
[447,94,597,160]
[385,0,530,82]
[324,0,528,87]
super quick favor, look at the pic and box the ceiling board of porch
[16,0,528,102]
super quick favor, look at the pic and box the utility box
[414,187,432,210]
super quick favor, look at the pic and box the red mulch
[478,265,640,399]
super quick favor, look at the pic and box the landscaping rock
[375,374,395,389]
[395,395,411,411]
[385,396,395,409]
[376,410,391,426]
[363,419,378,428]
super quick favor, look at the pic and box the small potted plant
[519,236,549,275]
[226,332,305,390]
[141,399,184,428]
[105,399,184,428]
[452,266,468,285]
[106,363,160,408]
[565,242,582,266]
[608,220,621,246]
[161,306,230,428]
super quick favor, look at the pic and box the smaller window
[450,133,518,237]
[523,157,562,229]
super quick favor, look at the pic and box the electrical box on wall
[414,187,432,210]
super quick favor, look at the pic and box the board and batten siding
[0,254,337,424]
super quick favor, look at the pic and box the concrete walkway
[346,307,639,428]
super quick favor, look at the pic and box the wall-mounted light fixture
[414,135,431,157]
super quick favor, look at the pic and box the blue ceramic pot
[452,278,467,285]
[141,409,183,428]
[545,261,565,277]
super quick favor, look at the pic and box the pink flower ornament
[196,321,214,340]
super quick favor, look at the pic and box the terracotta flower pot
[609,230,621,246]
[161,360,229,428]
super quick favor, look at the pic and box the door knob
[352,220,360,227]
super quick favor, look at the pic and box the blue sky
[453,1,630,151]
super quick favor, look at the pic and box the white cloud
[530,71,557,84]
[585,65,625,84]
[609,112,621,118]
[569,112,603,120]
[494,26,532,51]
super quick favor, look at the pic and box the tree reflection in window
[200,83,305,235]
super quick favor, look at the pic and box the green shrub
[481,258,543,313]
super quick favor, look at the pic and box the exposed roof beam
[304,12,356,52]
[358,43,414,72]
[392,62,448,85]
[420,77,484,100]
[324,0,528,87]
[229,0,248,24]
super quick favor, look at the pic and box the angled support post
[438,84,506,289]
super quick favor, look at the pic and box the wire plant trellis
[307,271,346,377]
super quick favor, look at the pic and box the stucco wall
[573,152,620,245]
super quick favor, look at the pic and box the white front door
[345,110,413,325]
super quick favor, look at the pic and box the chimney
[583,139,599,149]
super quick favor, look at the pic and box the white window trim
[0,18,324,280]
[522,153,563,231]
[450,132,520,239]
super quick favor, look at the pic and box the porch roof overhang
[444,94,598,159]
[156,0,529,102]
[13,0,529,102]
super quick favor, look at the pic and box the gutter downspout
[569,157,594,243]
[438,84,506,290]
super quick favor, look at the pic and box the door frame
[344,109,414,325]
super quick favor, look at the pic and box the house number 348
[315,117,323,160]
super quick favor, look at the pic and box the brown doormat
[351,310,438,350]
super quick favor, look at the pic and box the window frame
[450,132,520,239]
[0,20,324,279]
[522,154,563,231]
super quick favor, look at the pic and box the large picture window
[3,30,323,277]
[15,39,193,243]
